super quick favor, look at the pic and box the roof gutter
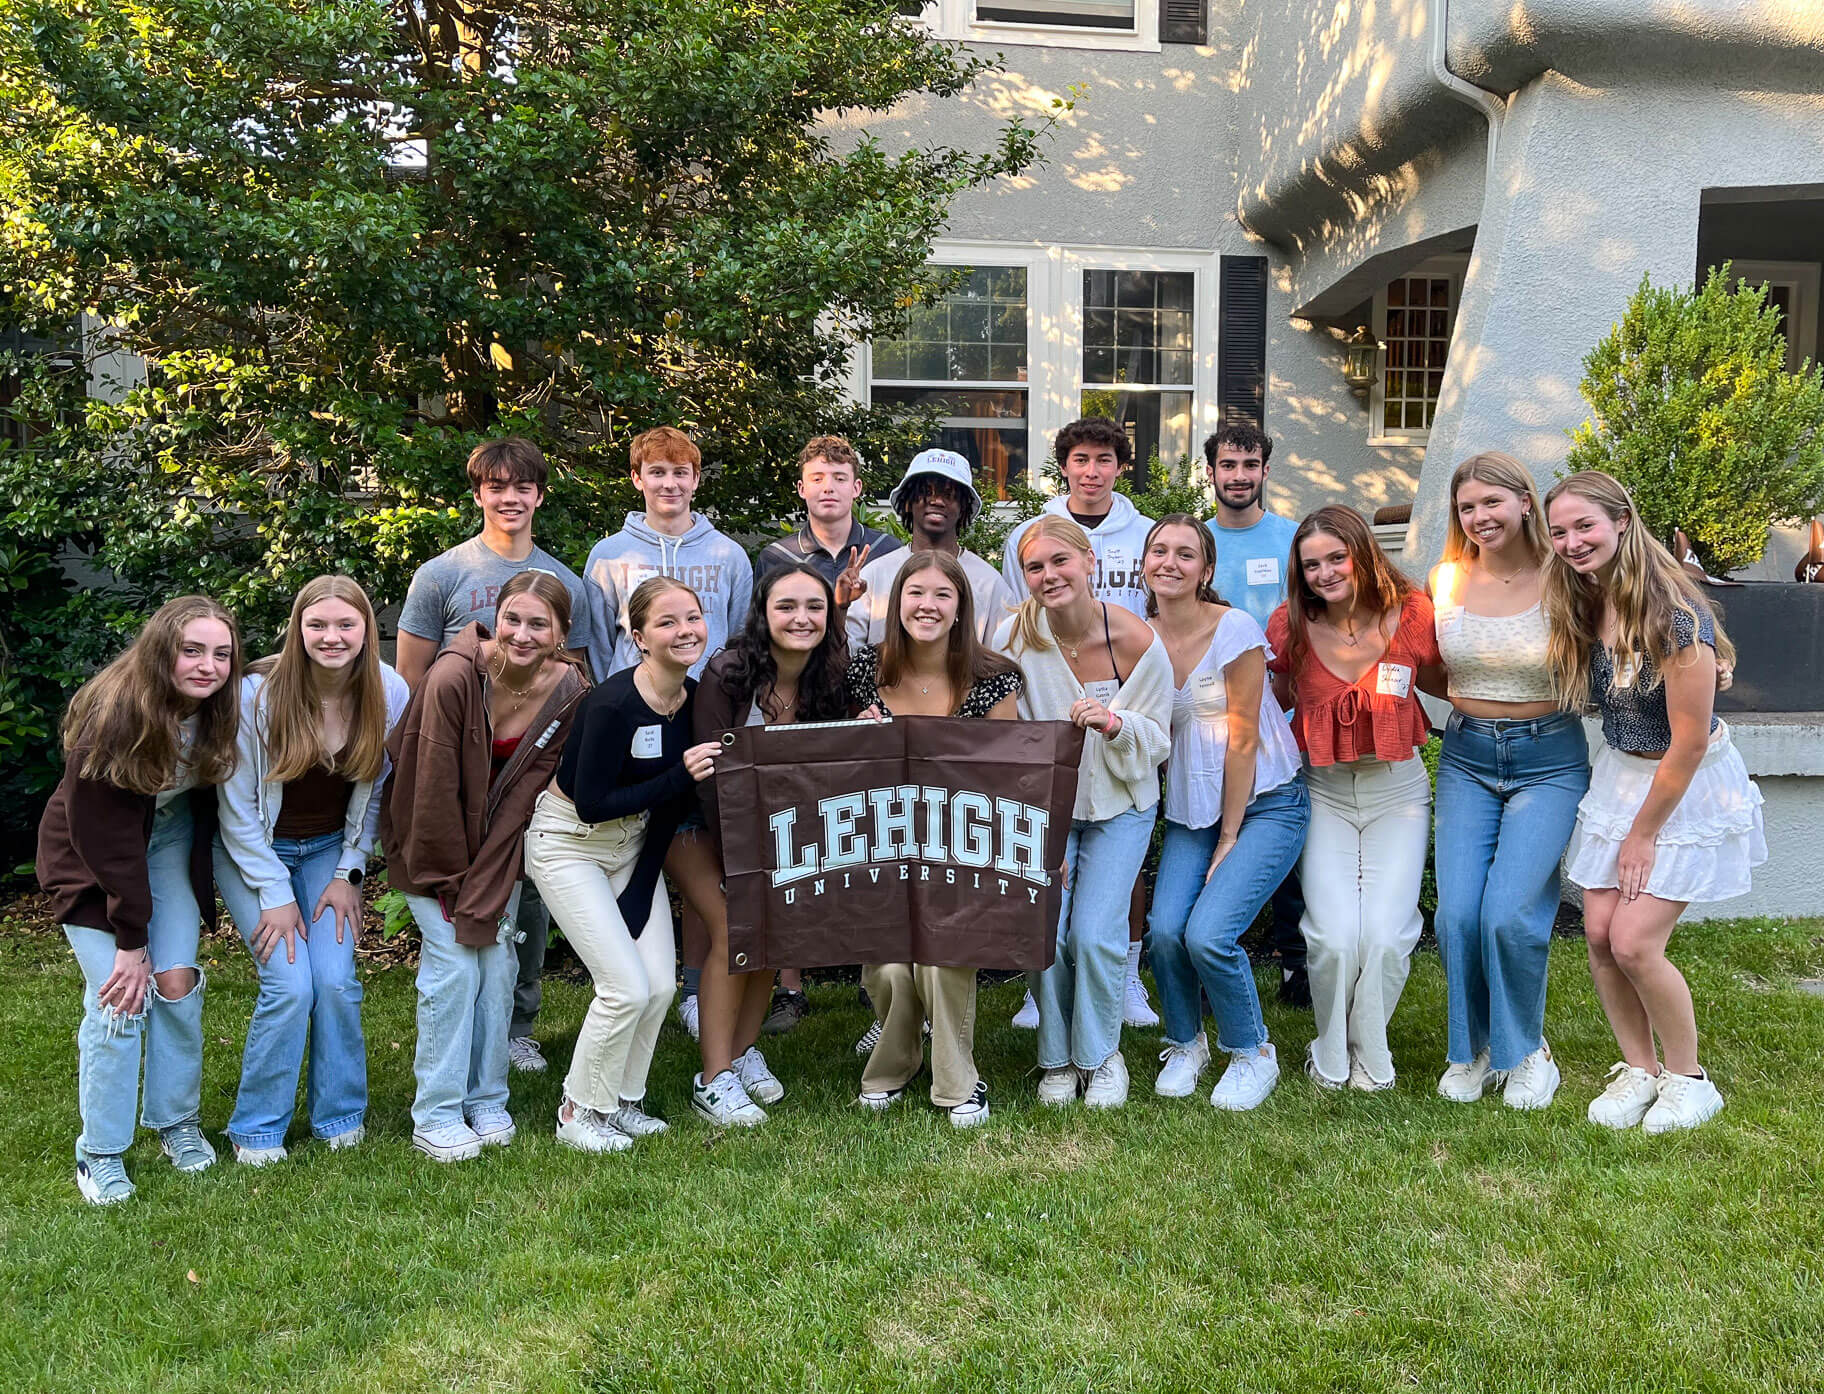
[1430,0,1505,165]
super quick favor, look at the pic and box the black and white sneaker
[948,1081,990,1129]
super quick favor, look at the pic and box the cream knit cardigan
[994,608,1172,822]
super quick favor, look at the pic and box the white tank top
[1435,601,1555,702]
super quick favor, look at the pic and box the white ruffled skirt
[1564,721,1767,903]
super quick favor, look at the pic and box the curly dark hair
[1202,421,1272,469]
[714,562,851,723]
[1054,416,1132,473]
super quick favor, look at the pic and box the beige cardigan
[994,609,1172,822]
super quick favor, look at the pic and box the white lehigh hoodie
[582,512,754,680]
[1001,492,1155,620]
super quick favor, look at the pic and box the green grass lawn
[4,919,1823,1393]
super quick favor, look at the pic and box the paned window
[1373,268,1459,440]
[976,0,1136,29]
[1081,269,1195,472]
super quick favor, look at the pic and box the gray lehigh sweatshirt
[582,511,754,680]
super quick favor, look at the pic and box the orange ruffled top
[1266,592,1441,767]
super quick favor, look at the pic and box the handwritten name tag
[631,724,664,759]
[1376,663,1413,700]
[1246,557,1279,586]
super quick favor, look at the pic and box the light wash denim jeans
[1146,778,1310,1052]
[63,798,206,1160]
[215,830,366,1148]
[408,887,519,1134]
[1031,805,1156,1071]
[1434,709,1590,1071]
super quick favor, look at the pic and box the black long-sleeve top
[552,667,696,936]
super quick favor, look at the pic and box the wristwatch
[334,867,364,888]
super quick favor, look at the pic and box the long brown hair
[252,576,388,783]
[62,596,242,795]
[1281,505,1414,680]
[1542,471,1734,708]
[1440,451,1550,568]
[494,569,586,677]
[1005,516,1097,657]
[1141,513,1224,618]
[878,551,1016,712]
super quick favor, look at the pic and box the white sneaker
[75,1152,135,1206]
[1084,1051,1129,1109]
[158,1119,217,1172]
[465,1108,516,1147]
[321,1124,366,1151]
[1642,1069,1724,1135]
[1012,990,1040,1030]
[608,1101,669,1138]
[1348,1051,1395,1093]
[1154,1033,1210,1098]
[507,1036,548,1073]
[1587,1062,1661,1129]
[1437,1050,1495,1103]
[554,1101,632,1154]
[412,1122,483,1163]
[677,994,700,1041]
[692,1070,767,1127]
[1502,1044,1561,1112]
[234,1142,288,1167]
[858,1083,906,1111]
[1210,1045,1280,1111]
[853,1018,884,1055]
[949,1081,991,1128]
[1122,971,1160,1028]
[734,1045,785,1105]
[1036,1065,1081,1107]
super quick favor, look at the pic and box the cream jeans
[1299,757,1431,1086]
[524,791,675,1112]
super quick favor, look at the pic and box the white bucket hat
[888,448,985,531]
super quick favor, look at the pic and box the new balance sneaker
[762,988,810,1035]
[1154,1033,1211,1098]
[158,1119,216,1173]
[608,1101,669,1138]
[1348,1052,1395,1093]
[1502,1044,1561,1112]
[465,1107,516,1147]
[413,1122,484,1163]
[853,1018,884,1056]
[1084,1051,1130,1109]
[507,1036,548,1073]
[692,1070,767,1127]
[734,1045,785,1105]
[554,1101,632,1154]
[1642,1069,1724,1135]
[1012,990,1040,1030]
[1037,1065,1081,1107]
[949,1080,991,1129]
[1437,1050,1496,1103]
[1305,1044,1345,1092]
[1210,1045,1280,1112]
[677,993,700,1041]
[321,1124,365,1152]
[75,1151,134,1206]
[1587,1062,1661,1129]
[858,1083,907,1111]
[1122,972,1160,1029]
[234,1142,288,1167]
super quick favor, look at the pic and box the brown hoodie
[381,623,587,946]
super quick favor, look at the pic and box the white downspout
[1430,0,1504,162]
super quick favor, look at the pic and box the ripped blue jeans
[63,799,206,1160]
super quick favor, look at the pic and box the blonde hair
[1542,470,1734,709]
[1007,516,1096,656]
[251,576,388,783]
[62,596,242,794]
[1440,451,1550,567]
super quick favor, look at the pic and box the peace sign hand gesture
[835,543,872,608]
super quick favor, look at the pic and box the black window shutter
[1161,0,1207,45]
[1217,255,1267,429]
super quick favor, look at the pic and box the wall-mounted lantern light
[1342,325,1380,392]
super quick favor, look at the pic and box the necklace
[1053,604,1101,663]
[1337,619,1361,647]
[1483,558,1529,585]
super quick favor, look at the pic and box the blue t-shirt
[1207,512,1299,630]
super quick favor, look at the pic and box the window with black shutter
[1216,255,1267,429]
[1160,0,1206,44]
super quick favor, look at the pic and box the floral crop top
[1266,592,1441,766]
[845,643,1023,718]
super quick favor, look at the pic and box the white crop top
[1162,610,1302,829]
[1435,601,1556,703]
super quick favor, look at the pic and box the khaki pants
[860,963,979,1108]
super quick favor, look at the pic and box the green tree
[1567,265,1824,573]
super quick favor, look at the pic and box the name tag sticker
[1376,663,1413,699]
[624,564,661,593]
[1246,557,1279,586]
[631,724,664,759]
[1196,673,1220,690]
[1435,605,1463,635]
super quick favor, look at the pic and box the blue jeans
[63,799,206,1159]
[215,831,366,1148]
[1434,710,1590,1071]
[408,888,518,1134]
[1031,805,1156,1071]
[1146,779,1310,1052]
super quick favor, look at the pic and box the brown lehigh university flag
[712,716,1085,973]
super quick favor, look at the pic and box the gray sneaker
[608,1101,669,1138]
[734,1045,785,1105]
[159,1119,217,1173]
[507,1036,548,1073]
[76,1151,135,1206]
